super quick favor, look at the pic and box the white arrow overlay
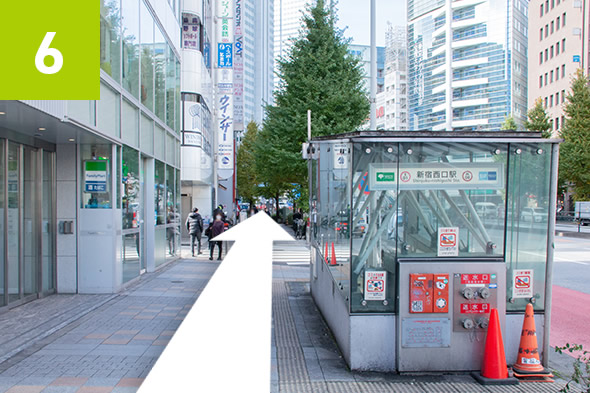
[138,212,293,393]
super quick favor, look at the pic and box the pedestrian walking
[208,214,225,260]
[186,207,204,256]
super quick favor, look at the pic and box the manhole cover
[171,280,184,284]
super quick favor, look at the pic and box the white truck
[575,201,590,226]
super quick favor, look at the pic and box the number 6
[35,32,64,74]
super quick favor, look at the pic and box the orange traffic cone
[324,242,329,264]
[512,303,554,381]
[472,308,518,385]
[330,242,338,266]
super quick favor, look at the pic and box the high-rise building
[0,0,183,299]
[236,0,275,135]
[528,0,588,135]
[180,0,215,235]
[408,0,528,131]
[273,0,313,89]
[377,25,408,130]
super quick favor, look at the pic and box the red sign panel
[460,274,490,285]
[460,303,490,314]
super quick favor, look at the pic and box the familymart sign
[368,162,504,191]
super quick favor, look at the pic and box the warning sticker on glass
[365,271,387,301]
[513,269,534,298]
[437,227,458,257]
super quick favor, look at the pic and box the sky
[335,0,407,47]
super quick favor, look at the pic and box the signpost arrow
[138,212,293,393]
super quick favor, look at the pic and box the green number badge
[0,1,99,99]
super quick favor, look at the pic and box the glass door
[22,146,38,299]
[7,142,20,303]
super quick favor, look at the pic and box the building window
[540,28,543,41]
[556,67,560,80]
[551,21,554,34]
[545,97,548,108]
[540,52,543,64]
[556,41,560,54]
[550,95,554,107]
[551,45,554,58]
[540,4,544,16]
[552,0,555,9]
[545,49,548,61]
[550,119,554,129]
[563,12,566,26]
[555,117,559,130]
[556,91,559,103]
[100,0,121,82]
[545,24,549,37]
[557,16,560,30]
[545,73,548,85]
[562,64,566,77]
[551,70,554,82]
[546,0,549,11]
[562,89,565,103]
[562,38,565,51]
[539,76,543,87]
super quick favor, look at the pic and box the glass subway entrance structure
[308,131,560,372]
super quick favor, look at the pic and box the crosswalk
[272,240,311,265]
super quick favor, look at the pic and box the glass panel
[350,142,397,313]
[154,26,167,121]
[154,125,165,160]
[42,151,54,292]
[116,146,121,209]
[140,114,154,154]
[97,83,120,138]
[140,0,154,110]
[121,99,139,147]
[23,148,37,298]
[0,140,4,306]
[140,157,146,270]
[166,165,178,259]
[81,145,112,209]
[166,45,176,129]
[154,160,166,225]
[396,142,508,258]
[67,101,94,126]
[121,0,140,98]
[122,147,140,229]
[166,133,175,163]
[155,226,167,267]
[100,0,121,81]
[122,233,140,283]
[175,59,181,134]
[506,144,551,312]
[7,143,19,302]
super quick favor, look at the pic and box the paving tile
[83,379,119,388]
[115,379,143,388]
[75,387,113,393]
[132,335,157,341]
[84,335,110,340]
[114,331,139,336]
[5,387,45,393]
[40,387,78,393]
[50,378,88,387]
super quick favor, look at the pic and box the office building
[528,0,588,135]
[377,25,408,130]
[0,0,182,303]
[408,0,529,131]
[349,44,385,129]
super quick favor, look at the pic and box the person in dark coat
[186,207,204,256]
[209,214,225,260]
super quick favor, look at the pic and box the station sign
[368,162,504,191]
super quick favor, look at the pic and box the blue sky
[335,0,407,46]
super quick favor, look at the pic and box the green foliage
[559,68,590,200]
[255,0,369,209]
[555,343,590,392]
[526,97,552,138]
[236,121,260,204]
[501,114,518,130]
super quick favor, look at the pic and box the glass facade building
[408,0,528,131]
[0,0,182,303]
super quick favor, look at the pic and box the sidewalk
[0,227,581,392]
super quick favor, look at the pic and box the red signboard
[460,274,490,285]
[460,303,490,314]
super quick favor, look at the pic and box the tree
[256,0,369,213]
[559,68,590,200]
[501,114,518,130]
[236,121,260,206]
[525,97,552,138]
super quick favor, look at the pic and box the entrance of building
[1,139,55,310]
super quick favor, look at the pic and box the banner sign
[182,131,203,147]
[216,0,234,178]
[368,162,504,191]
[182,13,201,50]
[183,102,202,133]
